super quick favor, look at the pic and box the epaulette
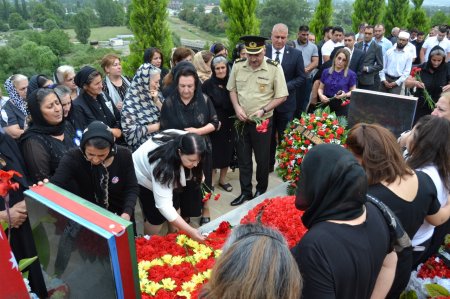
[266,58,279,66]
[235,58,247,63]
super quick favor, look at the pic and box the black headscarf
[74,66,97,88]
[20,89,65,142]
[296,144,366,228]
[162,61,194,98]
[27,74,49,98]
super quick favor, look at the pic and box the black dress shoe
[230,194,252,206]
[253,190,265,199]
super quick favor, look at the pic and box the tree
[1,0,11,21]
[309,0,332,41]
[334,1,353,33]
[21,0,28,20]
[0,22,9,32]
[95,0,125,26]
[407,0,429,32]
[41,29,71,56]
[257,0,310,37]
[384,0,409,35]
[73,12,91,44]
[220,0,260,52]
[43,19,58,31]
[430,11,448,26]
[8,12,24,29]
[351,0,384,32]
[126,0,173,75]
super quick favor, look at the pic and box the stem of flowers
[415,74,435,110]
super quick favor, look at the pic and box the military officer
[227,35,288,206]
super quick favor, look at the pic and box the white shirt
[321,40,344,59]
[412,165,449,246]
[271,46,285,64]
[379,46,413,85]
[422,36,450,61]
[132,129,188,222]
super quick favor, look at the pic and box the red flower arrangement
[276,107,348,194]
[233,116,270,136]
[0,170,22,198]
[135,196,309,298]
[410,66,435,110]
[240,196,307,248]
[417,256,450,280]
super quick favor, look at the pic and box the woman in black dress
[202,55,235,192]
[20,88,77,184]
[160,63,219,224]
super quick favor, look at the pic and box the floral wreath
[276,107,348,194]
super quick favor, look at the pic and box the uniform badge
[111,176,119,184]
[259,84,266,92]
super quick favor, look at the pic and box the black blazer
[266,45,306,113]
[349,48,364,74]
[355,41,383,85]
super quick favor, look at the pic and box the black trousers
[270,110,294,167]
[236,119,272,196]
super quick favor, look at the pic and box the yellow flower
[214,249,222,258]
[176,234,188,246]
[193,252,208,262]
[149,258,164,267]
[161,254,173,264]
[181,281,197,292]
[138,268,148,280]
[139,260,151,270]
[191,273,205,284]
[177,290,191,299]
[203,269,212,279]
[170,255,184,265]
[161,278,176,290]
[144,281,162,296]
[186,239,199,249]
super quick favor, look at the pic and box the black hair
[86,70,102,86]
[408,115,450,190]
[438,25,447,34]
[332,26,344,34]
[232,43,245,61]
[418,31,425,36]
[345,32,355,38]
[410,28,419,34]
[323,26,333,34]
[143,47,164,66]
[35,88,58,106]
[211,43,227,55]
[176,66,200,90]
[84,137,112,150]
[298,25,309,32]
[148,133,207,189]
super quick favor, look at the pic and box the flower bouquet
[201,183,220,203]
[136,222,231,298]
[316,90,350,108]
[404,235,450,299]
[410,66,435,110]
[232,116,270,136]
[240,196,307,248]
[276,107,348,194]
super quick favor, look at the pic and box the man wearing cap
[379,31,413,94]
[227,35,288,206]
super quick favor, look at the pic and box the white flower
[23,278,31,292]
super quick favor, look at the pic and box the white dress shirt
[271,46,285,64]
[379,46,413,86]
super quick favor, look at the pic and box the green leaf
[32,222,50,271]
[18,256,38,272]
[1,220,8,231]
[425,283,450,297]
[22,270,29,279]
[399,290,418,299]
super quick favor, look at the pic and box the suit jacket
[349,48,364,74]
[355,41,383,85]
[266,45,306,113]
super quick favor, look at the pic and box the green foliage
[126,0,173,76]
[0,22,8,32]
[257,0,310,37]
[8,12,24,29]
[18,256,38,272]
[41,29,71,56]
[63,44,119,71]
[220,0,260,51]
[20,0,28,20]
[384,0,410,35]
[43,18,58,31]
[95,0,125,26]
[309,0,333,41]
[351,0,385,32]
[334,2,354,33]
[30,3,63,29]
[1,0,11,21]
[430,11,449,26]
[178,5,226,34]
[73,11,91,44]
[408,8,429,32]
[425,284,450,297]
[399,290,418,299]
[17,21,29,30]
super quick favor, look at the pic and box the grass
[64,26,133,42]
[167,16,227,44]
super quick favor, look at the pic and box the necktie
[363,43,368,52]
[275,51,281,63]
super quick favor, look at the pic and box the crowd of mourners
[0,20,449,299]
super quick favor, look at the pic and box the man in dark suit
[344,32,364,73]
[354,25,383,90]
[266,23,306,172]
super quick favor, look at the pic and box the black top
[20,126,77,183]
[368,171,440,239]
[51,146,138,216]
[1,100,27,130]
[291,202,390,299]
[72,90,121,131]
